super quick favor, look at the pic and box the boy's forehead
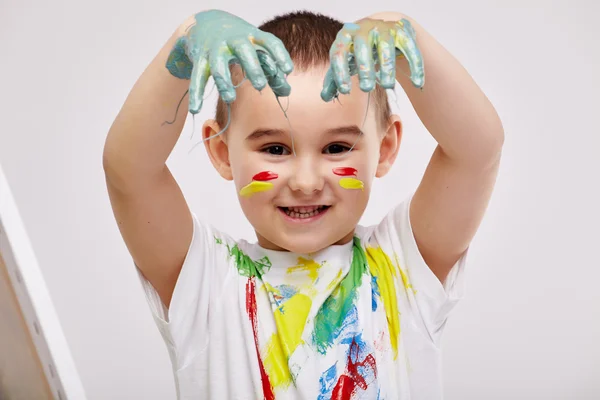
[231,68,372,131]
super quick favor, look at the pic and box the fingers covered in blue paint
[320,68,338,102]
[393,19,424,88]
[228,38,267,91]
[377,33,396,89]
[329,28,354,94]
[189,56,210,114]
[321,17,425,102]
[257,50,291,97]
[167,10,294,114]
[209,48,236,103]
[252,32,294,74]
[353,35,376,92]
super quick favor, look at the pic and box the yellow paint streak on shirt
[394,254,416,295]
[366,246,401,360]
[263,282,280,296]
[339,177,364,190]
[326,269,343,291]
[263,293,312,389]
[239,181,274,197]
[287,257,321,283]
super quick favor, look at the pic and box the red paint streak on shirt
[246,278,275,400]
[331,375,355,400]
[331,338,378,399]
[252,171,278,181]
[332,167,358,177]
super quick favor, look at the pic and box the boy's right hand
[167,10,294,114]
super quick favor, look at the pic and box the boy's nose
[288,159,325,195]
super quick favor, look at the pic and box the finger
[376,32,396,89]
[228,38,268,91]
[393,19,425,88]
[320,67,338,102]
[189,55,210,114]
[353,34,376,92]
[209,47,237,103]
[252,31,294,74]
[330,29,353,94]
[257,50,291,97]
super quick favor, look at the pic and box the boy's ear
[376,115,403,178]
[203,120,233,181]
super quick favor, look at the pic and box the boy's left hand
[321,18,425,101]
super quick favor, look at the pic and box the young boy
[104,9,503,400]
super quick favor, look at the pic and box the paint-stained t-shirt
[137,195,467,399]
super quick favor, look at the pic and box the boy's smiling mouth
[278,205,331,220]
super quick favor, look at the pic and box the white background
[1,0,599,398]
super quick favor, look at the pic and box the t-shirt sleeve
[368,194,468,346]
[135,212,226,370]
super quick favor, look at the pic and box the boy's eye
[262,145,290,156]
[324,143,351,154]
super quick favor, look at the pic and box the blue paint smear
[268,284,298,309]
[371,275,380,311]
[277,284,298,302]
[317,363,338,400]
[331,306,360,346]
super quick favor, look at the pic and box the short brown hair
[214,11,391,129]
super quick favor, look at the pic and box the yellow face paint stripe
[239,181,274,197]
[339,177,364,190]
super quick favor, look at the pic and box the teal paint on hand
[321,18,425,102]
[167,10,294,114]
[166,37,194,79]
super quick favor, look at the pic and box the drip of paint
[239,181,274,197]
[253,171,279,181]
[332,167,357,177]
[246,278,275,400]
[339,177,364,190]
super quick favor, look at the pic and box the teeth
[291,206,319,213]
[283,206,327,219]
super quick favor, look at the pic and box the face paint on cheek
[339,177,364,190]
[332,167,357,177]
[252,171,278,181]
[239,171,278,197]
[333,167,364,190]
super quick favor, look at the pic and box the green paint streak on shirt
[312,237,367,354]
[220,241,271,279]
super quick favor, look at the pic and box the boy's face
[204,66,401,253]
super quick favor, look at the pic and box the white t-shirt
[137,196,467,399]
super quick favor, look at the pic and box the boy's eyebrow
[246,129,285,141]
[325,125,363,136]
[246,125,363,141]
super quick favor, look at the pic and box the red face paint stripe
[332,167,357,177]
[252,171,278,181]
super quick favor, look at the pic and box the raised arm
[103,17,196,308]
[378,12,504,283]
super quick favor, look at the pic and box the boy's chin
[256,230,354,254]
